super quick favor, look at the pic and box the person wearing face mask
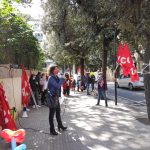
[47,64,67,135]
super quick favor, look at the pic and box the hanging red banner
[0,84,17,131]
[21,65,31,106]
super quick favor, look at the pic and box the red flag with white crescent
[0,84,17,131]
[21,65,31,106]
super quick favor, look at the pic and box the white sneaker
[26,108,30,111]
[32,105,35,108]
[37,105,41,108]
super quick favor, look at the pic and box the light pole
[107,28,118,105]
[114,28,117,105]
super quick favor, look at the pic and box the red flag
[121,43,133,76]
[130,65,139,82]
[117,43,123,64]
[0,84,17,131]
[116,43,139,82]
[21,65,31,106]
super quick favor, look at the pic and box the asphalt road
[107,82,146,106]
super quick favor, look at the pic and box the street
[108,82,146,107]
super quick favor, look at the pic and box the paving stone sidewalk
[0,91,150,150]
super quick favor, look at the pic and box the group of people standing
[29,66,108,136]
[29,72,48,107]
[29,66,72,135]
[76,72,95,94]
[76,72,108,107]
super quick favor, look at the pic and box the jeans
[87,83,90,94]
[49,103,63,132]
[91,82,94,91]
[97,90,108,106]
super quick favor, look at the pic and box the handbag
[47,95,59,108]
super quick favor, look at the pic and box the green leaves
[0,0,43,69]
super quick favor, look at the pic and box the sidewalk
[1,91,150,150]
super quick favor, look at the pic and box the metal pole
[114,29,117,105]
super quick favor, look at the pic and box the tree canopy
[0,0,43,69]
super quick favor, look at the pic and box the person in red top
[63,73,72,96]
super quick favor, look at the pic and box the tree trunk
[80,57,84,83]
[72,63,76,75]
[102,36,108,89]
[144,34,150,120]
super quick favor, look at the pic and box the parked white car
[116,72,144,90]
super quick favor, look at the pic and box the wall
[0,77,22,112]
[0,65,37,113]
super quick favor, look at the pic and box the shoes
[96,104,99,105]
[58,126,67,131]
[26,108,30,111]
[50,130,58,135]
[32,105,41,108]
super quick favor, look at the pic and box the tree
[111,0,150,120]
[0,0,43,69]
[76,0,119,82]
[42,0,96,81]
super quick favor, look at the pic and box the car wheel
[128,83,134,90]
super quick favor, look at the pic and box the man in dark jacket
[29,74,39,106]
[86,73,91,95]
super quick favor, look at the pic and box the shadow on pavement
[136,117,150,125]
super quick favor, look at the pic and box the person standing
[96,75,108,107]
[90,72,95,91]
[41,73,48,105]
[29,74,40,108]
[86,73,91,95]
[63,73,71,96]
[77,75,81,92]
[71,77,76,92]
[47,64,67,135]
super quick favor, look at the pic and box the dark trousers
[91,82,95,91]
[63,86,70,95]
[41,90,47,105]
[49,104,63,132]
[97,90,108,106]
